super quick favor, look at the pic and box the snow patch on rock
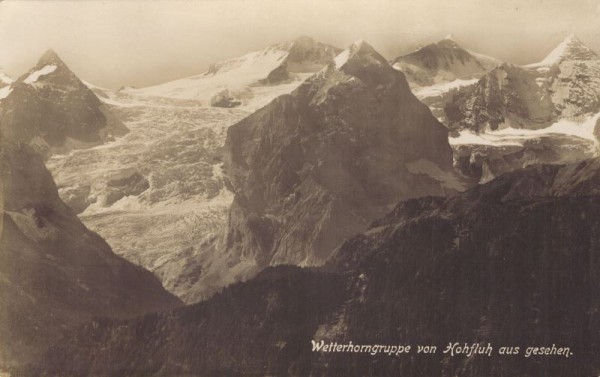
[0,86,12,100]
[415,78,479,99]
[450,112,600,152]
[24,65,57,84]
[334,49,350,69]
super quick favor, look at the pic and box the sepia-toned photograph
[0,0,599,375]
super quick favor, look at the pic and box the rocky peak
[436,37,462,49]
[210,37,457,301]
[289,35,318,50]
[255,37,339,84]
[15,49,78,87]
[0,49,128,157]
[337,40,389,66]
[538,34,599,65]
[334,40,397,86]
[391,37,490,87]
[393,37,477,66]
[36,48,67,67]
[284,36,340,69]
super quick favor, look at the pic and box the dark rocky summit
[0,49,127,157]
[392,37,497,87]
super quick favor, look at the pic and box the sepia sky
[1,0,600,89]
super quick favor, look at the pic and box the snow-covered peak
[124,38,337,105]
[444,34,454,40]
[537,34,598,66]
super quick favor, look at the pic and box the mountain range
[40,38,344,303]
[13,34,600,304]
[19,157,600,377]
[2,33,600,376]
[123,36,340,108]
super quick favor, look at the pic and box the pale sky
[1,0,600,89]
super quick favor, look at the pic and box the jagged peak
[15,49,79,86]
[538,33,598,65]
[444,33,454,40]
[330,40,400,87]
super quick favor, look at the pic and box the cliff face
[22,157,600,376]
[445,63,557,133]
[0,142,181,369]
[0,50,127,157]
[209,40,459,298]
